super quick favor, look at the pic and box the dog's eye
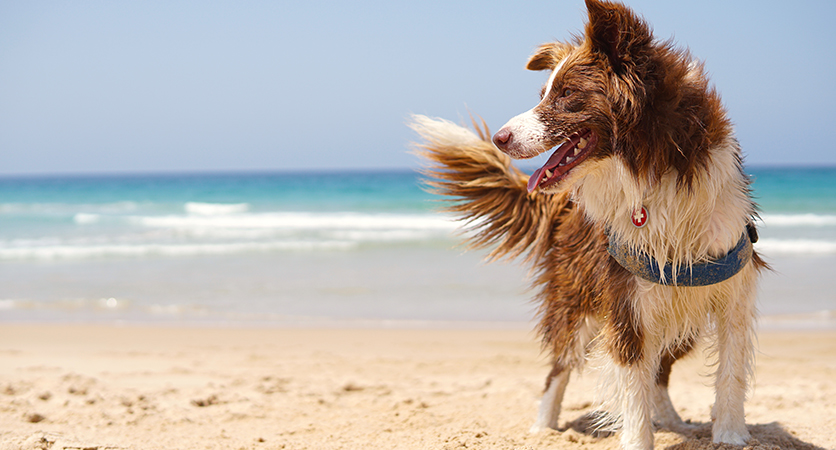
[561,88,573,97]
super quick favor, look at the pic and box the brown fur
[418,117,562,266]
[520,0,732,190]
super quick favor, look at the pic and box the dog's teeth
[565,156,575,164]
[573,147,581,156]
[544,169,553,178]
[578,138,588,149]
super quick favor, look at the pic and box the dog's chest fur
[573,135,753,271]
[567,135,757,341]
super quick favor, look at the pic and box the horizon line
[1,163,835,180]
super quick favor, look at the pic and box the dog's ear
[584,0,652,74]
[526,42,574,71]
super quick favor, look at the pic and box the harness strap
[606,229,753,287]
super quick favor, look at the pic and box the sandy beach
[0,325,833,450]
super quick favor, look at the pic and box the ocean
[1,167,834,328]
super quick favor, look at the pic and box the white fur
[615,355,657,450]
[500,109,548,157]
[409,114,483,148]
[710,262,757,444]
[531,370,570,433]
[574,137,753,275]
[543,57,568,100]
[498,57,569,159]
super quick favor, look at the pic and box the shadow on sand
[562,412,826,450]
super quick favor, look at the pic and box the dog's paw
[529,424,545,434]
[529,421,558,434]
[712,427,750,446]
[528,423,548,434]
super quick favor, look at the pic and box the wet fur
[412,1,766,449]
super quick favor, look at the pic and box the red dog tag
[632,206,648,228]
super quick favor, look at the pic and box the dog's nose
[493,128,512,150]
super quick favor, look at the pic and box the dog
[412,1,767,449]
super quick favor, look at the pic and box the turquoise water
[749,167,836,255]
[0,171,442,258]
[1,167,834,325]
[752,167,836,214]
[0,171,431,212]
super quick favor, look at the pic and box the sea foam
[0,240,357,261]
[137,212,460,231]
[73,213,100,224]
[754,238,836,255]
[1,210,464,260]
[185,202,250,215]
[759,214,836,227]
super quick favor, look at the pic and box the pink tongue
[526,140,575,193]
[527,168,546,193]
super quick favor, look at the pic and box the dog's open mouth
[527,129,598,193]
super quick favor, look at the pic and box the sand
[0,324,833,450]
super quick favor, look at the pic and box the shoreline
[2,309,835,331]
[1,324,833,450]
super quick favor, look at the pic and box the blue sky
[1,0,834,175]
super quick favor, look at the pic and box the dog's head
[494,0,716,193]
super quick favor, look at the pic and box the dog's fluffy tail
[410,114,570,265]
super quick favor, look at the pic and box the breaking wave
[1,210,462,261]
[759,214,836,227]
[754,239,836,256]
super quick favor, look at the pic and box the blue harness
[606,226,755,287]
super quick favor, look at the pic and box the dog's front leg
[606,302,657,450]
[711,271,757,444]
[616,349,658,450]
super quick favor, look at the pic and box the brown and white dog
[412,1,766,449]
